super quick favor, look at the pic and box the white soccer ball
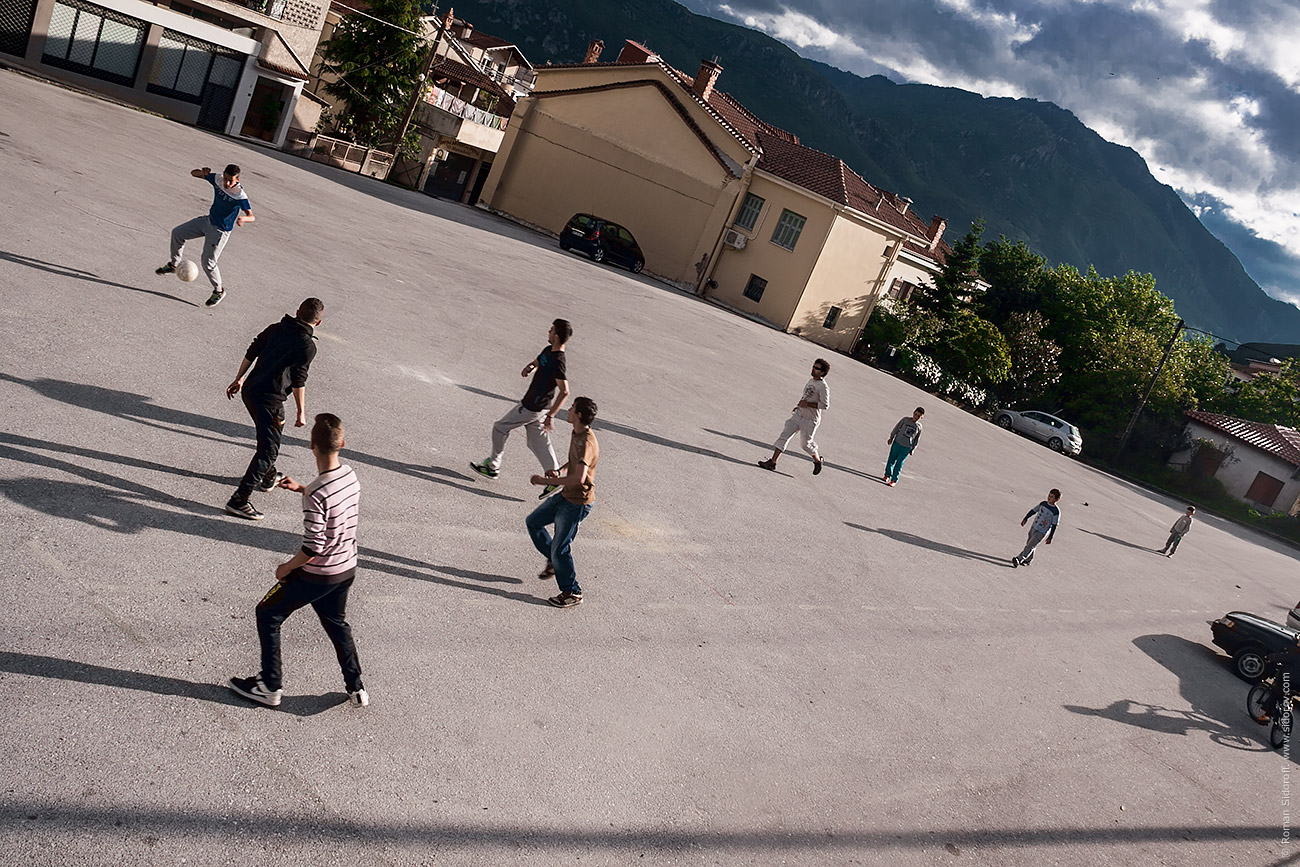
[176,260,200,283]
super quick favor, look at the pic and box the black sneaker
[1011,558,1019,568]
[155,262,176,275]
[228,675,282,707]
[538,562,555,580]
[256,472,285,492]
[813,457,823,475]
[757,459,777,471]
[548,591,583,608]
[469,460,499,479]
[539,484,559,499]
[204,289,225,307]
[225,498,264,521]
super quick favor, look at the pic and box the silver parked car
[994,409,1083,455]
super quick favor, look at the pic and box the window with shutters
[734,193,764,232]
[770,208,807,251]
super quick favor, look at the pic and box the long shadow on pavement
[1,375,523,502]
[1063,634,1268,754]
[0,250,199,306]
[459,385,760,470]
[0,446,544,606]
[845,523,1011,566]
[0,650,344,717]
[1076,527,1161,555]
[703,427,881,481]
[0,796,1286,851]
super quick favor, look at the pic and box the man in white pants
[156,163,254,307]
[758,359,830,475]
[472,319,571,498]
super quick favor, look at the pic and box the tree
[976,237,1046,326]
[999,311,1061,404]
[917,219,983,319]
[321,0,425,150]
[926,309,1011,386]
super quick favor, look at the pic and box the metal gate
[197,53,242,131]
[0,0,38,57]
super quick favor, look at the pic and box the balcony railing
[237,0,285,20]
[424,85,508,130]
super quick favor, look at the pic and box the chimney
[460,20,472,39]
[693,58,723,103]
[615,40,659,64]
[442,7,454,32]
[898,195,912,215]
[927,215,946,250]
[583,39,604,64]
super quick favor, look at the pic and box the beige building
[1,0,325,147]
[478,39,950,352]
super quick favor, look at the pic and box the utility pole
[388,5,446,158]
[1115,317,1184,462]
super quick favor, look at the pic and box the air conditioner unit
[723,229,747,249]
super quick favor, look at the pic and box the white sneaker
[349,688,369,707]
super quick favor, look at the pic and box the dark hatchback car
[559,214,645,273]
[1210,611,1300,681]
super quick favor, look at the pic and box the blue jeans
[526,494,591,595]
[884,442,912,482]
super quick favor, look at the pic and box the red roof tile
[1186,410,1300,466]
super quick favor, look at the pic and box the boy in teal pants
[884,407,924,486]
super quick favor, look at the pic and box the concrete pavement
[0,67,1295,865]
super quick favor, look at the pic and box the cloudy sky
[678,0,1300,306]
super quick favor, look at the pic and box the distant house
[1171,410,1300,515]
[2,0,326,147]
[307,8,534,203]
[1221,342,1300,382]
[477,38,949,352]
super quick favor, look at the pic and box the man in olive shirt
[526,397,598,608]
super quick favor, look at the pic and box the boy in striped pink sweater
[229,413,367,708]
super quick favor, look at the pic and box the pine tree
[321,0,425,149]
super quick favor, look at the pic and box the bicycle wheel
[1248,683,1276,724]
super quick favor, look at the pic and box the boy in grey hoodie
[883,407,924,486]
[1013,489,1060,567]
[1160,506,1195,557]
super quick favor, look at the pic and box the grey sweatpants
[774,411,820,457]
[170,215,231,291]
[1015,529,1048,564]
[485,404,559,472]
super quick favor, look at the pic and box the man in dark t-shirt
[472,319,570,496]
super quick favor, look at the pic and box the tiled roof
[1186,410,1300,467]
[429,56,514,107]
[754,131,948,261]
[461,32,513,51]
[258,59,309,80]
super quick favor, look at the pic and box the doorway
[240,76,290,141]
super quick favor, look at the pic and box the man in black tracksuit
[224,297,323,520]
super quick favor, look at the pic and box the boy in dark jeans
[224,298,323,520]
[527,397,599,608]
[229,413,366,708]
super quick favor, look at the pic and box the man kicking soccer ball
[156,163,254,307]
